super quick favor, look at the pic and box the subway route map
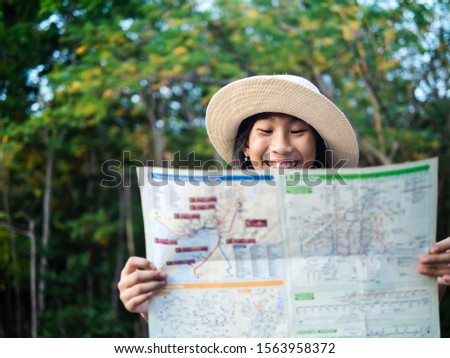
[137,158,440,337]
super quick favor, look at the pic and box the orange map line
[164,280,285,290]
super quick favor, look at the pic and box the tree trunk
[360,138,391,165]
[148,111,164,166]
[125,179,135,257]
[38,128,53,313]
[29,219,37,338]
[354,34,388,155]
[111,186,125,333]
[0,147,22,336]
[142,88,165,166]
[8,219,37,337]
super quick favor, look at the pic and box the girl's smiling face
[243,113,317,169]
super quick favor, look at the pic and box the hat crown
[271,75,320,94]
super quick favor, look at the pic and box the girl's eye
[257,129,272,134]
[291,129,306,134]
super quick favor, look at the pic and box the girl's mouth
[262,160,301,169]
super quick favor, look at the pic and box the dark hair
[231,112,327,169]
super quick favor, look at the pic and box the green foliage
[0,0,449,337]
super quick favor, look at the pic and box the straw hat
[205,75,359,168]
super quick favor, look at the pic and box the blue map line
[217,236,233,274]
[151,173,274,182]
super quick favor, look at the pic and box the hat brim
[206,75,359,168]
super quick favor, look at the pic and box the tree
[1,0,448,337]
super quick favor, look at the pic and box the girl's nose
[269,132,293,155]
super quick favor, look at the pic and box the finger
[119,269,167,290]
[126,278,167,300]
[419,252,450,265]
[121,256,153,275]
[124,291,153,313]
[430,237,450,254]
[437,275,450,286]
[417,264,450,277]
[120,280,167,310]
[128,270,167,287]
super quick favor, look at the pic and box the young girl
[117,75,450,322]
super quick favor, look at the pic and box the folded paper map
[137,158,440,337]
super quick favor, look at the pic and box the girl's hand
[417,237,450,299]
[117,256,167,321]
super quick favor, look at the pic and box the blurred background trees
[0,0,449,337]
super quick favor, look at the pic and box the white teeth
[264,161,299,168]
[279,162,295,168]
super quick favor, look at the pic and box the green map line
[287,164,430,181]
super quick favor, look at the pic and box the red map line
[193,204,239,275]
